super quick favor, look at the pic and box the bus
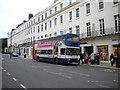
[32,33,80,65]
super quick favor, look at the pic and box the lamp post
[10,29,14,59]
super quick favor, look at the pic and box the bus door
[53,46,58,58]
[60,48,66,59]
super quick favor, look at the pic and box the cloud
[0,0,53,38]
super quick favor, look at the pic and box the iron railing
[80,27,120,39]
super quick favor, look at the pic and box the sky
[0,0,54,38]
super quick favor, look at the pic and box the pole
[10,30,12,59]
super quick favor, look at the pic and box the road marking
[60,69,90,77]
[98,84,110,88]
[20,84,27,89]
[12,77,17,81]
[113,80,118,82]
[7,73,11,76]
[3,70,6,72]
[43,68,72,79]
[1,67,3,69]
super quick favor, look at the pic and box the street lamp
[10,29,14,59]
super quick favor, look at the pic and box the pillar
[93,45,97,54]
[108,44,113,59]
[81,46,84,54]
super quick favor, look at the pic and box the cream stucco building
[7,0,120,63]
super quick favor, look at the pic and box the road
[1,54,119,89]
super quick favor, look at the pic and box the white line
[7,73,11,76]
[3,70,6,72]
[20,84,27,89]
[12,77,17,81]
[43,69,72,79]
[98,84,111,88]
[60,69,90,77]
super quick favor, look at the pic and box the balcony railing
[80,27,120,39]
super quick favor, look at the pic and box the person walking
[110,54,114,66]
[80,53,84,64]
[96,53,100,65]
[84,52,89,64]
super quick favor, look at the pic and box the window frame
[76,8,80,18]
[69,11,72,20]
[99,0,104,9]
[86,3,90,14]
[86,22,91,37]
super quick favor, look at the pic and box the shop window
[98,46,109,61]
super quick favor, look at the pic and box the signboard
[98,46,109,61]
[100,50,108,60]
[70,43,78,46]
[37,43,52,48]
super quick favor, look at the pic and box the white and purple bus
[32,33,80,65]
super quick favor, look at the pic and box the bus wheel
[36,59,39,62]
[77,62,80,65]
[54,58,58,64]
[36,56,40,62]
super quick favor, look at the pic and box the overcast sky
[0,0,53,38]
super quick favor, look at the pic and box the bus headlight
[77,59,80,61]
[68,59,70,61]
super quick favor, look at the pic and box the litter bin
[24,54,26,58]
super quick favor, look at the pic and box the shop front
[97,45,109,61]
[113,45,118,57]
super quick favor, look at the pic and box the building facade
[0,38,7,54]
[8,0,120,63]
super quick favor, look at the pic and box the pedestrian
[96,53,100,65]
[110,53,114,66]
[84,52,89,64]
[88,56,91,64]
[94,54,97,64]
[80,53,84,64]
[90,53,95,64]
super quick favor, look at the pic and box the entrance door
[84,46,93,56]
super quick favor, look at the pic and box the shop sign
[98,46,109,61]
[100,50,108,60]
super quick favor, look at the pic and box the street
[1,54,119,89]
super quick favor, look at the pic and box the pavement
[81,63,120,70]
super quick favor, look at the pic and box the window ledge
[86,13,91,16]
[98,8,104,12]
[112,3,119,7]
[69,20,72,22]
[76,17,80,20]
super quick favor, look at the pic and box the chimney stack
[54,0,59,3]
[28,13,33,19]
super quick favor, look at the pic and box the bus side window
[48,50,52,54]
[61,48,65,55]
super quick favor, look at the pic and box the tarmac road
[1,54,119,89]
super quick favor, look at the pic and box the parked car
[12,52,19,57]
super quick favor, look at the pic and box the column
[29,46,31,56]
[93,45,97,54]
[108,44,113,58]
[81,46,84,54]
